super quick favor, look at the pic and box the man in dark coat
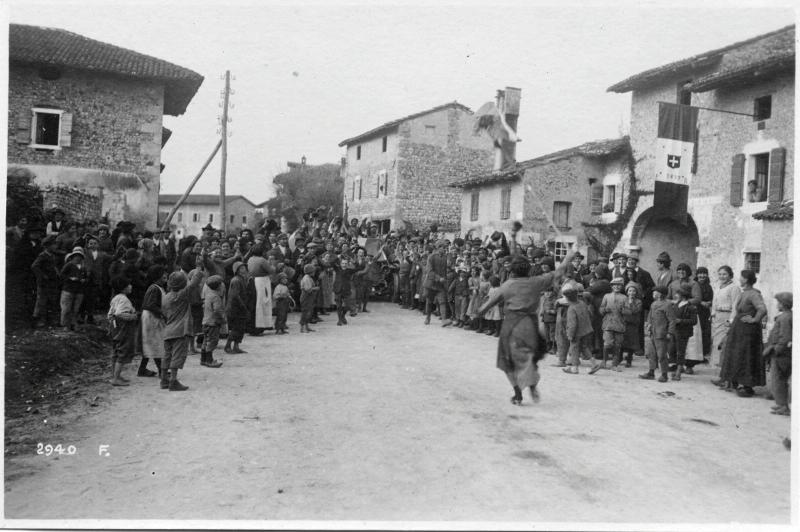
[424,240,451,327]
[82,235,112,321]
[31,235,61,327]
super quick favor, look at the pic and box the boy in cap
[562,283,593,374]
[59,247,87,330]
[200,275,225,368]
[161,257,208,391]
[273,273,292,334]
[591,277,628,374]
[639,286,676,382]
[763,292,792,415]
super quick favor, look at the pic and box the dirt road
[3,302,792,524]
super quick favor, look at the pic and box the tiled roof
[338,102,472,147]
[689,26,794,92]
[752,200,794,221]
[608,24,794,93]
[159,194,258,208]
[9,24,204,116]
[449,137,629,188]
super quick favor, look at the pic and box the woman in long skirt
[478,250,574,405]
[710,265,740,367]
[713,269,767,397]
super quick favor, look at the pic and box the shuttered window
[730,153,745,207]
[351,180,356,201]
[470,190,479,221]
[553,201,571,230]
[376,174,381,198]
[382,172,389,196]
[590,183,603,215]
[500,185,511,220]
[358,178,362,200]
[768,147,786,204]
[24,108,72,149]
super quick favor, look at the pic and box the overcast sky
[4,1,794,204]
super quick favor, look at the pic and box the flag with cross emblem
[654,102,698,219]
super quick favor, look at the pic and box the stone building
[608,24,794,320]
[158,194,262,239]
[338,102,494,232]
[450,137,632,262]
[7,24,203,228]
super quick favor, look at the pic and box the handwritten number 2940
[36,443,77,456]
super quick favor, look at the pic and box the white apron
[254,276,273,328]
[141,286,166,359]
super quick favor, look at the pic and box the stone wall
[758,219,794,334]
[42,184,102,222]
[8,64,165,227]
[619,70,794,281]
[396,108,493,230]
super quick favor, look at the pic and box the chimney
[500,86,521,164]
[301,155,307,168]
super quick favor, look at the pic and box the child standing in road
[592,277,627,373]
[484,275,502,337]
[449,268,470,327]
[200,275,225,368]
[672,286,698,381]
[539,287,557,353]
[562,284,593,374]
[639,286,675,382]
[764,292,792,416]
[107,276,138,386]
[300,264,319,333]
[273,273,292,334]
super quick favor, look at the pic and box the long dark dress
[719,288,767,387]
[489,274,554,388]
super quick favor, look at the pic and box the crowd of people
[4,208,791,414]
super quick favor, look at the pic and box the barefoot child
[108,276,138,386]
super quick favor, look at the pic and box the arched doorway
[631,208,700,275]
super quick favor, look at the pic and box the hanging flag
[654,102,698,219]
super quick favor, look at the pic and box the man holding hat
[59,247,88,330]
[31,234,61,327]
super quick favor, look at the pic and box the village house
[158,194,263,239]
[608,24,794,321]
[7,24,203,227]
[338,102,494,233]
[450,137,632,263]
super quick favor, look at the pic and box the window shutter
[351,180,355,201]
[376,175,380,198]
[730,153,745,207]
[768,147,786,204]
[358,179,362,200]
[615,183,623,213]
[60,112,73,147]
[16,113,31,144]
[383,173,388,195]
[590,184,603,214]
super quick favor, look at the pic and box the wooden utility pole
[160,140,223,232]
[220,70,230,234]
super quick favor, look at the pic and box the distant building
[608,24,794,320]
[451,137,631,263]
[7,24,203,227]
[338,102,494,232]
[158,195,262,238]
